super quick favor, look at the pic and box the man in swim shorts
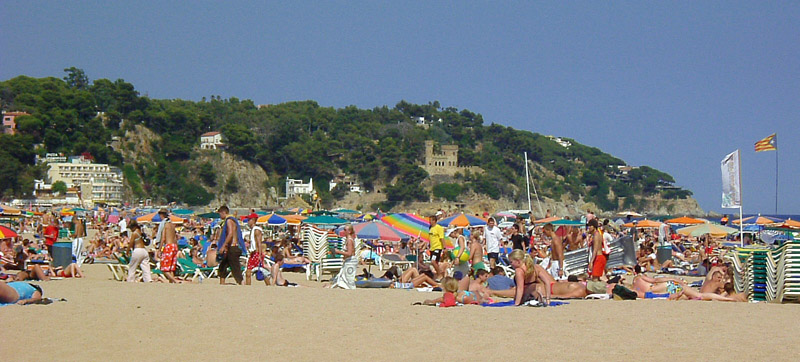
[158,210,180,283]
[587,219,608,281]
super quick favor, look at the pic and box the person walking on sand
[72,216,87,265]
[244,214,268,286]
[126,220,152,283]
[428,213,445,276]
[157,208,180,283]
[484,217,503,269]
[328,224,357,289]
[587,219,609,281]
[217,205,247,285]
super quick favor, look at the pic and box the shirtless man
[587,219,607,281]
[157,209,180,283]
[629,266,687,298]
[542,223,565,280]
[469,232,486,272]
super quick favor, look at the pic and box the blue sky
[1,1,798,214]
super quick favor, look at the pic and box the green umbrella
[303,215,348,225]
[71,207,90,212]
[171,209,194,216]
[334,208,360,214]
[197,212,220,219]
[548,219,584,226]
[310,210,336,216]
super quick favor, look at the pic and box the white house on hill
[200,131,224,150]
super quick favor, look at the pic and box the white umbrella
[616,211,643,217]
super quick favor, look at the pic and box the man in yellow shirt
[429,214,445,276]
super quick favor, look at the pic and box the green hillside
[0,69,692,210]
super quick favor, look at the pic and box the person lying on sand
[382,266,439,289]
[419,277,478,306]
[629,265,687,299]
[14,263,84,281]
[0,280,43,305]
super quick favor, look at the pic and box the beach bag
[255,259,267,281]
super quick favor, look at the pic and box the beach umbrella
[0,204,22,216]
[677,223,738,238]
[197,212,220,219]
[732,215,783,225]
[302,215,348,225]
[381,213,432,242]
[333,208,360,214]
[136,212,185,224]
[310,210,336,216]
[288,207,309,214]
[257,213,288,226]
[255,211,268,216]
[0,225,19,238]
[622,219,664,228]
[337,221,409,242]
[665,216,706,225]
[437,213,487,227]
[495,211,517,219]
[772,219,800,229]
[283,214,307,225]
[616,211,643,217]
[171,209,194,216]
[534,216,562,224]
[549,219,585,226]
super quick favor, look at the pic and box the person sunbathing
[469,269,492,302]
[669,285,737,301]
[722,282,747,302]
[269,253,297,287]
[420,277,474,306]
[0,280,43,305]
[699,270,725,294]
[629,266,687,299]
[391,266,439,288]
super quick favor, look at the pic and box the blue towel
[481,300,569,307]
[645,292,670,299]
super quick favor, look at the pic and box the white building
[44,157,124,205]
[286,178,314,199]
[546,135,572,148]
[200,131,224,150]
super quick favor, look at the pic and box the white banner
[721,149,742,208]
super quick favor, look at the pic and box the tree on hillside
[63,67,89,90]
[52,180,67,195]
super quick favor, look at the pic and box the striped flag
[754,133,777,152]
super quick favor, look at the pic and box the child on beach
[421,276,479,307]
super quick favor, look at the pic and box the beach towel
[480,300,569,307]
[644,292,670,299]
[330,256,358,289]
[585,294,611,300]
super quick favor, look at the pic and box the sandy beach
[3,263,799,361]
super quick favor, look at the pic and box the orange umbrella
[622,219,664,228]
[282,214,307,225]
[665,216,705,225]
[534,216,562,224]
[732,216,783,225]
[0,204,22,216]
[773,219,800,229]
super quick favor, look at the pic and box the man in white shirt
[484,217,503,269]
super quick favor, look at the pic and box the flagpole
[775,144,778,215]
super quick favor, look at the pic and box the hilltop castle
[421,140,482,176]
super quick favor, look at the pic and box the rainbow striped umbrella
[381,213,431,241]
[437,213,487,228]
[136,212,185,224]
[381,213,454,248]
[0,225,19,238]
[336,221,409,242]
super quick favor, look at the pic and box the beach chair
[177,257,217,281]
[380,253,414,271]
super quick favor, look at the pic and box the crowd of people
[1,205,754,307]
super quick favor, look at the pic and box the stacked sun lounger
[727,240,800,303]
[562,236,635,277]
[301,224,343,281]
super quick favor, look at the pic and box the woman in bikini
[509,249,550,305]
[629,265,687,298]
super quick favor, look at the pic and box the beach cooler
[52,241,73,268]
